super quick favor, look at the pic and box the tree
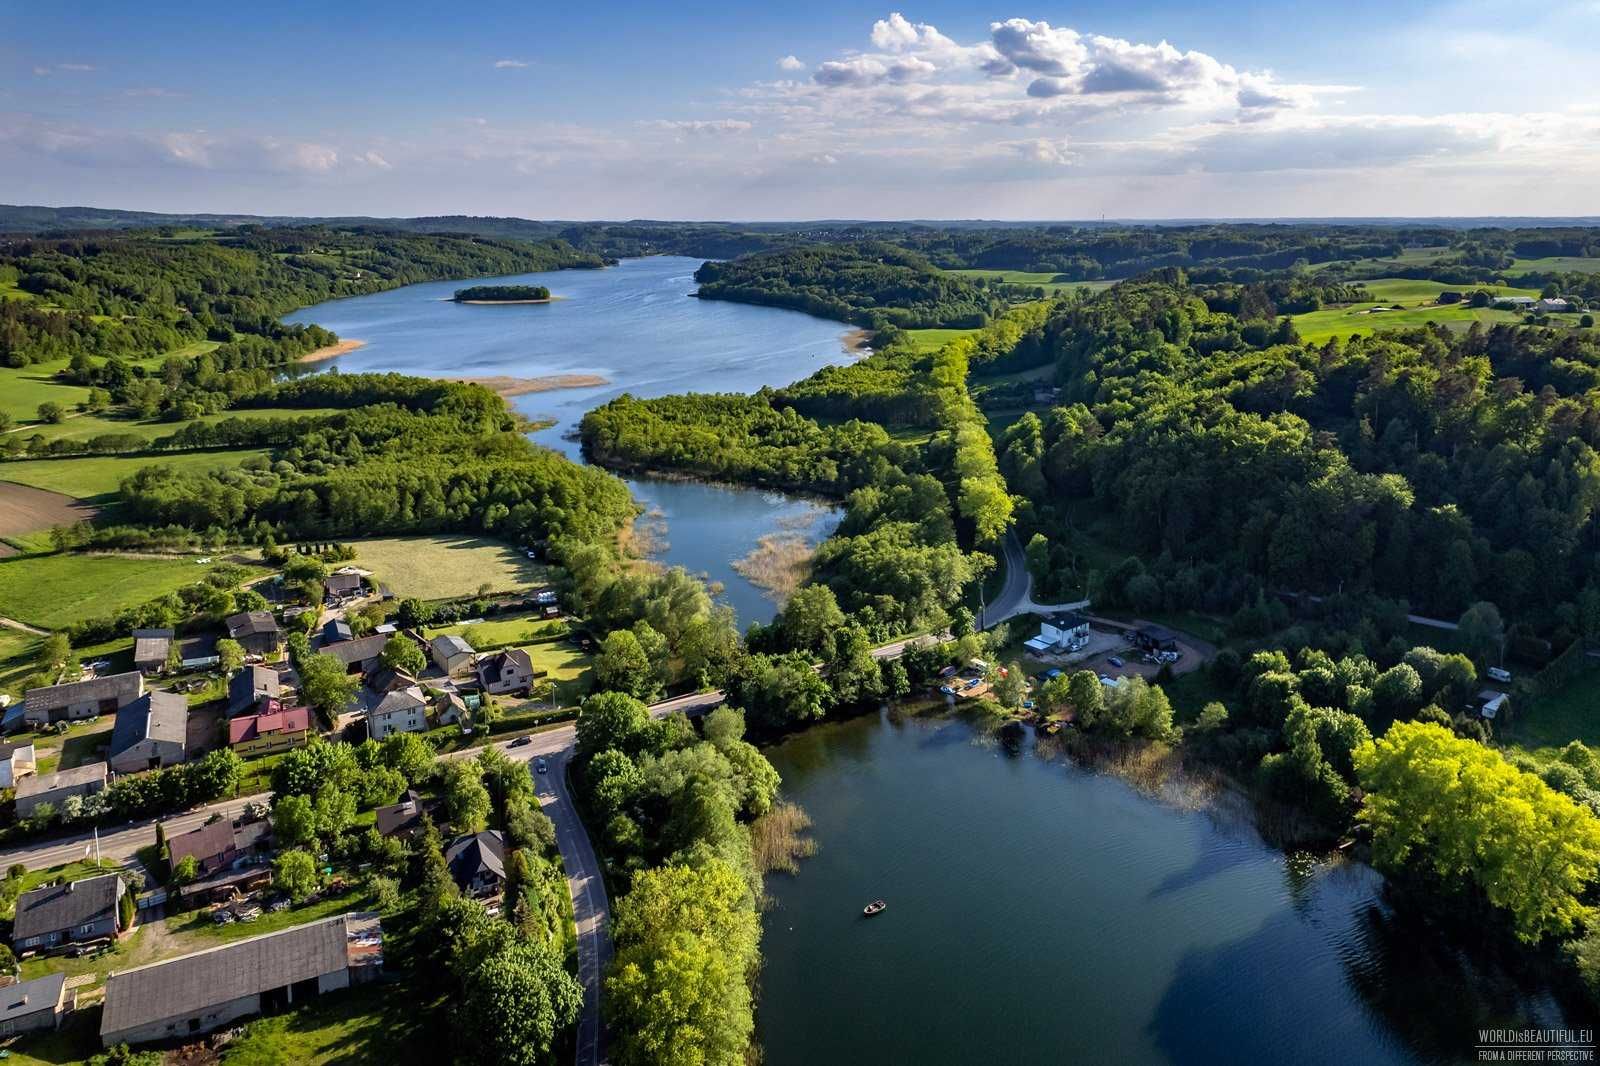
[824,622,883,706]
[577,691,653,761]
[442,761,492,834]
[379,635,426,677]
[36,401,65,424]
[36,632,71,677]
[381,731,435,784]
[594,630,660,702]
[171,854,199,885]
[216,638,245,676]
[272,794,318,848]
[297,652,360,720]
[777,585,845,655]
[728,652,832,733]
[1354,721,1600,942]
[395,597,436,630]
[459,938,584,1066]
[274,849,320,903]
[994,662,1028,709]
[1457,601,1506,667]
[163,640,183,676]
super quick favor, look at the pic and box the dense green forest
[453,284,551,302]
[692,243,999,330]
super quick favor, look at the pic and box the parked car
[1107,656,1124,668]
[939,685,956,696]
[510,735,533,748]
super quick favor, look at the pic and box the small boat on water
[862,899,887,916]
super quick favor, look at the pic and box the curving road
[982,530,1089,629]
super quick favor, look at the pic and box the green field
[16,406,339,447]
[904,327,976,353]
[1505,668,1600,752]
[946,269,1113,297]
[0,447,271,499]
[350,535,554,601]
[1353,277,1540,302]
[1512,256,1600,275]
[432,611,566,650]
[0,551,242,629]
[0,363,93,425]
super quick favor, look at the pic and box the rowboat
[862,899,887,916]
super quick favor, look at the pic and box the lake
[286,256,848,625]
[758,709,1596,1065]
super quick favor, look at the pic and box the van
[1487,667,1512,684]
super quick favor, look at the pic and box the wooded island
[452,284,552,303]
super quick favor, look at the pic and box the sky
[3,1,1599,220]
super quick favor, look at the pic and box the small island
[452,284,553,304]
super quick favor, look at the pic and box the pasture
[1512,256,1600,275]
[0,448,271,499]
[349,535,554,601]
[0,551,236,629]
[945,269,1113,296]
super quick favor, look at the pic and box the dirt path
[0,616,48,636]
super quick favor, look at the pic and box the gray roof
[24,671,143,715]
[0,972,66,1018]
[445,830,506,888]
[178,634,219,661]
[225,611,281,639]
[100,913,374,1038]
[320,634,388,668]
[12,873,122,941]
[15,761,108,801]
[325,573,363,594]
[430,634,474,658]
[228,666,281,714]
[477,648,533,687]
[132,629,175,665]
[323,619,354,644]
[109,691,188,758]
[371,687,426,718]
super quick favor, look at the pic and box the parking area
[1024,620,1210,683]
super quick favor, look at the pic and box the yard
[0,551,245,630]
[431,611,567,650]
[31,718,115,774]
[0,447,273,500]
[349,535,554,601]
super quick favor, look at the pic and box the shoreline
[452,373,609,398]
[841,328,872,355]
[296,339,366,364]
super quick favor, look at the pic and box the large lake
[286,256,849,625]
[758,709,1597,1065]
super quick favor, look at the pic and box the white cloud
[123,87,184,99]
[643,119,753,135]
[33,62,96,76]
[493,59,529,69]
[778,55,806,72]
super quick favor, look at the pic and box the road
[981,530,1089,629]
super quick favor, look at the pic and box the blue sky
[4,1,1598,218]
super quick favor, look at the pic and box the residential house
[374,789,435,838]
[1026,612,1091,654]
[227,665,281,717]
[476,648,539,697]
[12,873,126,953]
[166,818,271,878]
[229,701,311,757]
[1537,297,1572,314]
[0,740,37,788]
[24,672,144,727]
[324,572,364,603]
[0,973,69,1036]
[366,667,417,695]
[107,691,188,774]
[429,635,475,677]
[320,634,388,676]
[99,913,383,1048]
[434,690,470,729]
[131,629,175,677]
[445,831,507,897]
[367,686,429,740]
[322,619,354,645]
[224,612,284,657]
[15,762,108,818]
[1132,625,1179,653]
[177,634,221,671]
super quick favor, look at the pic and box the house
[166,818,272,877]
[131,629,176,677]
[1132,624,1179,653]
[0,740,37,788]
[24,671,144,727]
[15,762,108,818]
[429,635,475,677]
[229,701,311,757]
[434,690,470,728]
[366,667,417,695]
[107,691,188,774]
[177,634,220,671]
[320,634,388,675]
[322,619,354,645]
[1026,612,1091,654]
[0,972,69,1036]
[476,648,539,696]
[375,789,435,838]
[324,572,364,603]
[1493,295,1536,310]
[1536,297,1572,314]
[12,873,126,953]
[224,612,284,657]
[445,830,507,897]
[367,686,429,740]
[227,665,281,717]
[99,912,383,1048]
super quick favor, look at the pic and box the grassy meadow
[0,551,239,629]
[0,448,271,499]
[350,535,553,601]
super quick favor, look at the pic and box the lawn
[1502,667,1600,752]
[350,535,553,601]
[524,642,592,704]
[1353,278,1540,302]
[32,719,115,774]
[0,447,271,500]
[0,551,240,629]
[903,327,977,353]
[431,611,566,650]
[0,363,93,425]
[0,628,43,695]
[1291,302,1526,344]
[222,978,434,1066]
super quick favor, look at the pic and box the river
[757,708,1596,1065]
[285,256,848,625]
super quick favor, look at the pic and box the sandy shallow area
[452,374,609,397]
[296,339,366,363]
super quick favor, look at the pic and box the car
[1042,668,1063,680]
[535,758,548,774]
[1022,700,1036,710]
[510,735,533,748]
[1107,656,1124,668]
[939,685,956,695]
[964,679,982,690]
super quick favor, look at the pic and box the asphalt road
[985,529,1033,628]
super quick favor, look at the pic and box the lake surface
[286,256,848,624]
[758,710,1596,1065]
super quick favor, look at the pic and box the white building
[367,686,429,740]
[1025,613,1091,654]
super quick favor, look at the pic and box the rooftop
[225,611,282,639]
[0,972,66,1017]
[320,634,388,668]
[109,690,188,758]
[228,665,281,714]
[15,761,108,800]
[131,629,175,664]
[229,703,311,745]
[13,873,121,941]
[430,634,474,657]
[24,671,143,714]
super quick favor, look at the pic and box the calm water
[286,256,847,624]
[759,710,1595,1065]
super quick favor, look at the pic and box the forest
[453,285,551,302]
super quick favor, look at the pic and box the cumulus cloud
[493,58,529,69]
[778,55,806,72]
[0,117,390,177]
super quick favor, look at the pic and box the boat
[862,899,887,916]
